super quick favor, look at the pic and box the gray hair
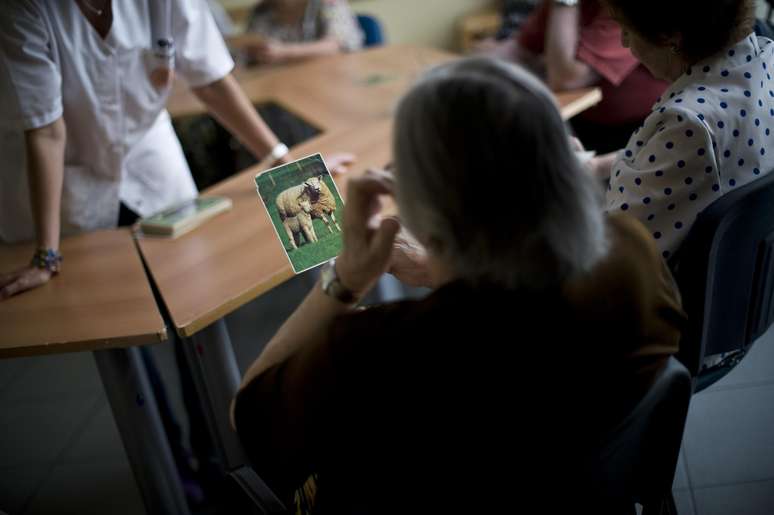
[393,57,609,290]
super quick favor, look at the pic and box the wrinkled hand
[336,169,401,296]
[325,152,356,175]
[568,136,609,178]
[587,151,619,181]
[249,39,291,65]
[388,228,432,288]
[568,136,585,153]
[0,265,53,300]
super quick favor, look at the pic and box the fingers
[0,268,51,300]
[345,169,394,216]
[372,217,401,260]
[0,272,17,290]
[0,273,29,299]
[326,152,357,175]
[0,266,28,292]
[0,278,25,299]
[569,136,584,152]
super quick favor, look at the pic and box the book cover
[139,196,233,238]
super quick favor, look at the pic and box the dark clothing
[118,202,140,227]
[233,215,685,513]
[496,0,538,40]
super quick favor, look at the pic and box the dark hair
[601,0,755,63]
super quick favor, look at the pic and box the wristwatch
[553,0,579,6]
[320,258,358,304]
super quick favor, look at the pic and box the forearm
[545,6,597,91]
[193,74,280,161]
[282,37,341,61]
[25,118,66,250]
[240,280,354,389]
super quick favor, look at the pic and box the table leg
[182,319,286,511]
[182,318,245,469]
[93,347,191,515]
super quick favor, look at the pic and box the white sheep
[275,177,322,250]
[282,209,317,250]
[309,180,342,233]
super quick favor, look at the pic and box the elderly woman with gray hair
[232,57,684,512]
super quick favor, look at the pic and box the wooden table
[156,46,601,336]
[143,45,603,476]
[167,44,601,126]
[0,230,165,356]
[139,119,392,338]
[136,119,393,471]
[0,230,190,514]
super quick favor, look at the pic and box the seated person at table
[231,57,685,512]
[479,0,668,153]
[237,0,363,66]
[593,0,768,262]
[556,0,763,373]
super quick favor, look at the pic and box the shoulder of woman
[605,213,662,264]
[563,213,681,327]
[567,215,661,298]
[617,104,712,169]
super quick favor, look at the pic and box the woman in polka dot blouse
[594,0,771,259]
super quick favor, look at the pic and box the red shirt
[518,0,668,124]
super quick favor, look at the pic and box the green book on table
[139,196,233,238]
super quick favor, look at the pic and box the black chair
[669,171,774,390]
[226,465,286,514]
[589,357,692,515]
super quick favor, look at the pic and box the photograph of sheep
[255,153,345,274]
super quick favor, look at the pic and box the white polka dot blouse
[607,33,774,259]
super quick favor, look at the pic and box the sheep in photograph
[283,208,317,250]
[309,180,342,233]
[275,177,322,249]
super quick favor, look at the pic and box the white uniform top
[0,0,234,243]
[607,33,774,259]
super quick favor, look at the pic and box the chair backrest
[589,357,692,511]
[356,14,385,47]
[228,465,286,514]
[754,18,774,40]
[670,171,774,376]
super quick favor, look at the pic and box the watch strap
[321,258,358,304]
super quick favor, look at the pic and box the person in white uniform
[0,0,294,297]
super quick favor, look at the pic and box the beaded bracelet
[30,248,63,274]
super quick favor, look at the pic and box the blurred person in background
[232,0,363,66]
[477,0,669,153]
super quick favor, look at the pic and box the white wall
[221,0,497,51]
[221,0,771,52]
[351,0,496,51]
[758,0,769,19]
